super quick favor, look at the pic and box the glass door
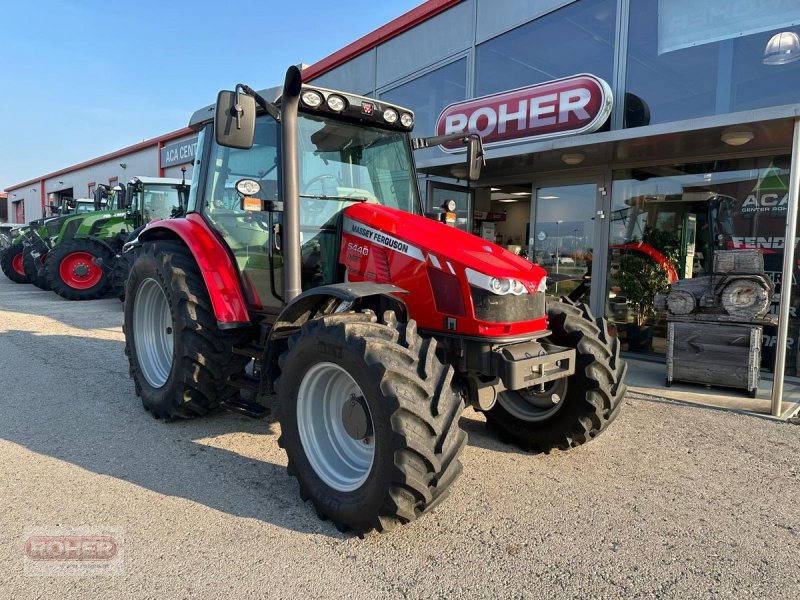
[531,181,609,314]
[426,181,473,232]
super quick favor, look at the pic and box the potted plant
[616,226,679,351]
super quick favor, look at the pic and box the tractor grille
[470,288,546,323]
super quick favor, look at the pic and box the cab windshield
[297,112,421,218]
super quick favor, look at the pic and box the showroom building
[301,0,800,415]
[6,0,800,415]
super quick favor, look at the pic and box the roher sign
[435,74,613,151]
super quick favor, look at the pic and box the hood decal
[343,216,425,262]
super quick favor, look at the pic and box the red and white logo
[435,74,612,151]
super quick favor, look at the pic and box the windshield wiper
[298,194,369,202]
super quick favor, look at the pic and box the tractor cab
[125,176,189,228]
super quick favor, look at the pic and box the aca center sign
[435,74,613,151]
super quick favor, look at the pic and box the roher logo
[23,526,124,576]
[435,74,613,151]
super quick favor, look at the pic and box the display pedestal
[665,314,776,398]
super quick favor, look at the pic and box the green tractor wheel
[46,239,112,300]
[0,244,30,284]
[22,247,51,291]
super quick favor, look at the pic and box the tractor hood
[343,203,546,286]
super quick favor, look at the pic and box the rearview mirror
[466,134,485,181]
[215,90,256,149]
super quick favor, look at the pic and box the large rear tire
[0,244,30,284]
[23,247,51,291]
[275,311,466,535]
[484,297,627,452]
[123,240,251,419]
[46,239,110,300]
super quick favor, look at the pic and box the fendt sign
[435,74,613,151]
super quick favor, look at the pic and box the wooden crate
[666,320,761,396]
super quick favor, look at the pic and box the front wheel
[275,311,466,534]
[23,247,51,291]
[45,240,110,299]
[484,297,627,452]
[0,244,30,284]
[123,240,251,419]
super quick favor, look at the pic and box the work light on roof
[327,94,347,112]
[301,90,324,108]
[383,108,399,124]
[400,113,414,128]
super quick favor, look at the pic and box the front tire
[485,297,627,452]
[123,240,251,419]
[275,311,466,534]
[0,244,30,284]
[45,240,110,299]
[23,247,51,291]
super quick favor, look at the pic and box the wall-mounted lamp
[764,31,800,66]
[721,126,754,146]
[119,163,127,170]
[57,180,64,185]
[561,152,586,165]
[31,188,37,192]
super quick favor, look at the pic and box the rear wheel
[0,244,30,284]
[275,311,466,534]
[123,240,251,419]
[484,297,627,452]
[46,240,110,300]
[23,247,51,290]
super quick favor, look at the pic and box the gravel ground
[0,276,798,599]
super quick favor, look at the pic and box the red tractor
[123,67,626,534]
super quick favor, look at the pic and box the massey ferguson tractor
[123,67,626,534]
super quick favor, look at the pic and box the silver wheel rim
[133,278,174,389]
[497,378,568,422]
[296,362,375,492]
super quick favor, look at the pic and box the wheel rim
[497,377,568,422]
[12,252,25,277]
[133,278,174,389]
[296,362,375,492]
[59,251,102,289]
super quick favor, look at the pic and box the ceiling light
[721,126,754,146]
[764,31,800,65]
[490,187,501,191]
[539,195,559,200]
[497,198,518,203]
[511,192,531,196]
[561,152,586,165]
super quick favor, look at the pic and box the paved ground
[0,276,798,599]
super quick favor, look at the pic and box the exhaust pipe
[280,66,303,303]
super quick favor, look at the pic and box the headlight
[383,108,399,123]
[301,90,323,108]
[327,94,347,112]
[467,268,528,296]
[400,113,414,128]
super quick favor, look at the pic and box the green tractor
[42,177,188,300]
[0,198,95,285]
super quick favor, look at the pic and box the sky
[0,0,421,189]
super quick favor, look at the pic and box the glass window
[625,0,800,127]
[380,59,467,139]
[475,0,616,98]
[606,157,799,377]
[311,49,376,96]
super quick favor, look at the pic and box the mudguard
[136,213,250,326]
